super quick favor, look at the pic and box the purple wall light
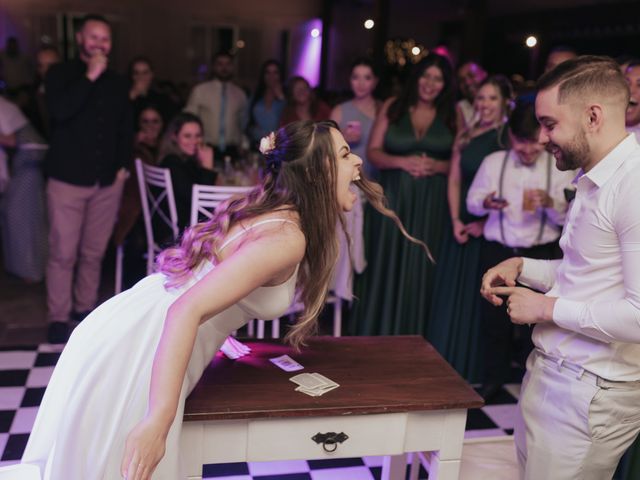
[290,18,322,87]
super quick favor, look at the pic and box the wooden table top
[184,335,484,422]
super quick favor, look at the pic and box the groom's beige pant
[514,350,640,480]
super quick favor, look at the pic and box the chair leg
[333,298,342,337]
[115,245,124,294]
[247,319,255,337]
[146,247,154,275]
[408,452,420,480]
[272,318,280,338]
[257,320,265,339]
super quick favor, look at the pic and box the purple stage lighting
[290,18,322,87]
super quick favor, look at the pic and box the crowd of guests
[2,13,640,402]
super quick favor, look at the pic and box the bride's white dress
[21,219,298,479]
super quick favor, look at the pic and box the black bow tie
[564,187,576,203]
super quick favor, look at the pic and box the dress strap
[218,218,299,253]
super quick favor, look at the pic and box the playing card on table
[269,354,304,372]
[289,372,340,396]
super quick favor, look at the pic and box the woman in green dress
[427,76,513,382]
[351,54,455,336]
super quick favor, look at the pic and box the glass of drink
[522,189,536,212]
[345,121,362,144]
[523,184,547,212]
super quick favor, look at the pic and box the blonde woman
[427,75,513,384]
[21,120,427,480]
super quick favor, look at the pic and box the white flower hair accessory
[259,132,277,155]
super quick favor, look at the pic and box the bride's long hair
[156,120,430,348]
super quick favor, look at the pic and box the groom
[481,55,640,479]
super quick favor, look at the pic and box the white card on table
[269,354,304,372]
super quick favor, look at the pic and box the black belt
[486,240,556,257]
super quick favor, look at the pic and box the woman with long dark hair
[158,112,217,229]
[351,53,456,336]
[21,120,428,479]
[330,58,380,179]
[329,58,380,298]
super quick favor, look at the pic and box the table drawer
[246,412,406,462]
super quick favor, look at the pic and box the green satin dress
[426,127,508,383]
[350,111,454,336]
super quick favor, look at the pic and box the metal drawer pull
[311,432,349,452]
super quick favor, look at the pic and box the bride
[21,120,428,479]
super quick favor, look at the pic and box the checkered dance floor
[0,345,520,479]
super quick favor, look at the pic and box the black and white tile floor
[0,345,521,479]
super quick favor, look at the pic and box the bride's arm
[121,223,305,480]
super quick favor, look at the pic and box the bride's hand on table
[220,336,251,359]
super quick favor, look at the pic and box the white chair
[115,242,125,294]
[135,158,180,276]
[189,184,253,226]
[329,295,343,337]
[0,463,41,479]
[189,184,254,334]
[115,160,179,292]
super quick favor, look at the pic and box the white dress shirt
[519,133,640,381]
[185,79,248,147]
[467,149,575,247]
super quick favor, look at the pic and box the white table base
[181,409,468,480]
